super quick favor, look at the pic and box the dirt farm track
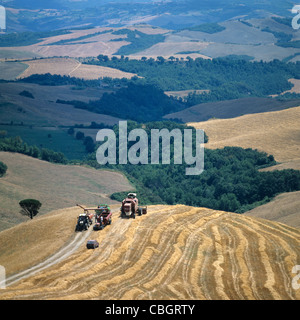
[0,205,299,300]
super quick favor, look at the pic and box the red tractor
[93,204,112,230]
[120,193,147,219]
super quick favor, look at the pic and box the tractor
[120,193,147,219]
[93,204,112,230]
[75,213,93,232]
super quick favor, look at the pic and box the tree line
[84,121,300,213]
[1,121,300,214]
[57,83,186,122]
[0,136,67,164]
[86,55,299,99]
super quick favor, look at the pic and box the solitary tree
[19,199,42,220]
[0,161,7,177]
[76,131,85,140]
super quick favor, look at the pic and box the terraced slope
[0,205,299,300]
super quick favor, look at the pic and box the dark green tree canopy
[0,161,7,177]
[19,199,42,220]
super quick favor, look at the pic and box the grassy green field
[0,125,87,160]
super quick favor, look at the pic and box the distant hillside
[0,17,299,62]
[1,0,294,32]
[0,204,299,300]
[245,191,300,228]
[189,106,300,226]
[0,152,132,231]
[0,82,121,127]
[189,106,300,164]
[164,97,300,122]
[17,58,138,80]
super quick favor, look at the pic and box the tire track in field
[5,228,93,288]
[0,205,299,300]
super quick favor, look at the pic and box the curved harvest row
[0,205,299,300]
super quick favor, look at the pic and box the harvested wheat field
[18,58,137,80]
[0,205,299,300]
[189,106,300,163]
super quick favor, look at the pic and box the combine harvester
[75,192,146,233]
[93,204,112,231]
[120,193,147,219]
[76,204,112,232]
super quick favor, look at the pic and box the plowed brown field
[0,205,299,300]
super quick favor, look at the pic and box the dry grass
[131,41,211,60]
[0,204,299,300]
[245,191,300,228]
[0,152,132,231]
[282,79,300,95]
[18,58,137,80]
[189,106,300,228]
[260,159,300,172]
[189,106,300,163]
[165,89,210,100]
[4,26,170,59]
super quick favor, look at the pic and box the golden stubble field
[0,204,299,300]
[189,106,300,227]
[189,106,300,164]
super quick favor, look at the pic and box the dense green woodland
[84,122,300,213]
[87,56,299,97]
[59,83,185,122]
[1,118,300,213]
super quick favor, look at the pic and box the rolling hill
[1,16,299,62]
[2,0,295,32]
[164,97,300,123]
[16,58,138,81]
[189,106,300,227]
[0,204,299,300]
[189,106,300,164]
[0,152,132,231]
[0,82,121,127]
[245,191,300,228]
